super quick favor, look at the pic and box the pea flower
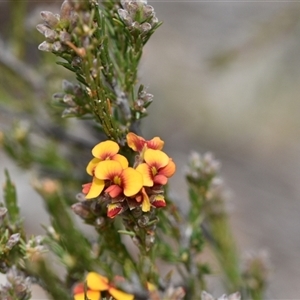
[126,132,164,153]
[73,272,134,300]
[95,160,143,198]
[136,149,176,186]
[83,140,129,199]
[86,140,128,176]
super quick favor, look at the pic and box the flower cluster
[118,0,159,35]
[82,133,175,218]
[133,87,153,118]
[73,272,134,300]
[36,2,73,53]
[37,0,92,56]
[0,267,31,300]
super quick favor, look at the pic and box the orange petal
[105,184,123,198]
[136,163,153,187]
[92,140,119,160]
[86,272,109,291]
[126,132,144,152]
[111,154,129,169]
[144,149,169,169]
[86,158,101,176]
[147,137,164,150]
[95,160,123,180]
[153,174,168,185]
[82,182,92,195]
[74,290,101,300]
[85,177,105,199]
[109,287,134,300]
[121,168,143,197]
[107,203,124,218]
[73,282,84,295]
[141,188,151,212]
[151,195,166,208]
[159,158,176,178]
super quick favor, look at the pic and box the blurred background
[1,0,300,299]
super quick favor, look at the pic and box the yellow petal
[109,287,134,300]
[95,160,123,180]
[126,132,144,152]
[74,291,101,300]
[86,272,109,291]
[147,137,164,150]
[159,158,176,178]
[136,163,153,187]
[112,154,129,169]
[86,158,100,176]
[92,140,119,159]
[141,188,151,212]
[144,149,169,169]
[121,168,143,197]
[85,177,105,199]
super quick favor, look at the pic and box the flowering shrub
[0,0,269,299]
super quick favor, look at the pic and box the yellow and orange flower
[95,160,143,198]
[126,132,164,153]
[86,140,128,176]
[73,272,134,300]
[136,149,176,186]
[83,140,129,199]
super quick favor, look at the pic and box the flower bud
[140,22,151,33]
[0,207,8,223]
[38,41,52,52]
[94,217,106,229]
[59,31,71,43]
[6,233,20,250]
[62,107,79,118]
[63,94,76,106]
[36,24,50,35]
[143,5,154,18]
[137,215,149,227]
[44,28,57,42]
[60,0,74,21]
[52,41,64,52]
[71,203,93,219]
[40,11,59,27]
